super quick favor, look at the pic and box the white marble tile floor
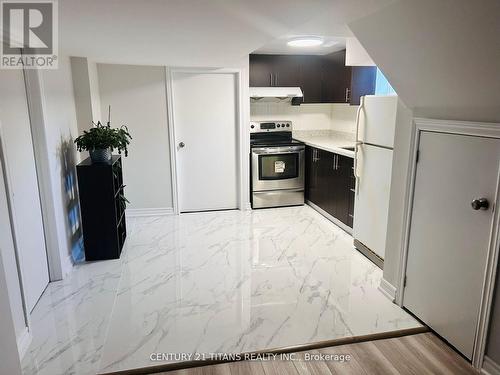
[21,206,420,375]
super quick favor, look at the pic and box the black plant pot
[89,149,112,163]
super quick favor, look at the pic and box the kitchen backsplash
[292,129,356,141]
[250,102,358,134]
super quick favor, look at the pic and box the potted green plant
[74,121,132,163]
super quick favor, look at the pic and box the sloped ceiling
[59,0,332,66]
[59,0,396,64]
[349,0,500,122]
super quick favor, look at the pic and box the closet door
[404,131,500,359]
[0,69,49,312]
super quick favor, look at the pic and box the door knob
[471,198,489,210]
[178,142,185,148]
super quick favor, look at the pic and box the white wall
[87,61,102,122]
[345,37,375,66]
[70,57,94,134]
[97,64,173,211]
[330,104,359,134]
[250,103,358,133]
[382,100,413,287]
[40,55,81,277]
[70,57,103,134]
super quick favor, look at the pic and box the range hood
[250,87,303,105]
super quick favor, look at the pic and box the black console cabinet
[76,156,126,260]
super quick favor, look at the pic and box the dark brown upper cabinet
[250,50,361,104]
[321,50,352,103]
[249,54,301,87]
[298,55,324,103]
[272,55,301,87]
[350,66,377,105]
[249,54,275,87]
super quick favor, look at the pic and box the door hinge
[416,150,420,163]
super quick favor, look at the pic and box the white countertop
[293,131,356,158]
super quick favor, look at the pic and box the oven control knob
[286,124,290,127]
[250,125,255,129]
[277,124,280,127]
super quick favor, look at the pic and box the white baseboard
[126,208,174,218]
[17,327,32,359]
[483,356,500,375]
[241,202,252,211]
[378,278,397,303]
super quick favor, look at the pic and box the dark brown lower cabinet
[305,146,354,228]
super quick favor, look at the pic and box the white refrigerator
[353,95,399,262]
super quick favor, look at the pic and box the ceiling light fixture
[287,37,324,47]
[322,41,339,48]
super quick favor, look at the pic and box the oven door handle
[252,147,305,154]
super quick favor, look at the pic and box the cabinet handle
[314,149,320,162]
[270,73,273,86]
[345,88,350,102]
[333,155,337,170]
[275,73,278,86]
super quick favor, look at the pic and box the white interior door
[172,72,238,212]
[404,131,500,359]
[0,69,49,312]
[353,144,393,259]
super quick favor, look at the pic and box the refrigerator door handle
[354,96,365,185]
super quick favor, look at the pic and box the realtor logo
[1,0,58,69]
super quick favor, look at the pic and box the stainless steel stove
[250,121,305,209]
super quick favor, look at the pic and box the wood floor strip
[415,333,475,375]
[374,335,432,375]
[153,333,477,375]
[318,345,368,375]
[398,334,457,375]
[292,351,334,375]
[228,361,266,375]
[261,358,300,375]
[348,341,400,375]
[101,327,429,375]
